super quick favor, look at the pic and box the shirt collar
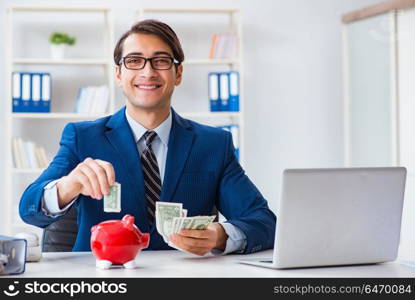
[125,109,172,146]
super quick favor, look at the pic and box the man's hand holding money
[170,222,228,256]
[56,157,115,208]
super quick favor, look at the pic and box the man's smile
[134,83,162,91]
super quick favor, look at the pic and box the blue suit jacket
[19,107,276,253]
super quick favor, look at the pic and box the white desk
[12,248,415,278]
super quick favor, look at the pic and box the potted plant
[49,32,76,59]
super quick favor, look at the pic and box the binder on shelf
[40,73,51,113]
[217,124,240,161]
[208,72,220,112]
[12,72,21,113]
[11,137,23,169]
[208,34,218,59]
[21,73,31,112]
[31,73,41,112]
[219,72,230,111]
[230,124,240,161]
[228,71,240,112]
[16,138,29,168]
[26,141,38,169]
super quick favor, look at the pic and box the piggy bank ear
[91,225,97,233]
[122,214,135,227]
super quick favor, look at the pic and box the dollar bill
[155,202,182,242]
[167,215,216,252]
[183,215,215,231]
[171,209,187,234]
[103,182,121,213]
[172,215,215,233]
[155,201,216,251]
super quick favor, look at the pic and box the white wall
[0,0,384,232]
[239,0,385,212]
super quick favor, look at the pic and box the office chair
[41,205,78,252]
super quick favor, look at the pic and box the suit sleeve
[217,131,276,254]
[19,123,81,228]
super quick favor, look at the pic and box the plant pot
[50,44,67,60]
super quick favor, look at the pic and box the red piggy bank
[90,214,150,269]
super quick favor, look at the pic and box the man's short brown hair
[113,19,185,66]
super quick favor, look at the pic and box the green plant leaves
[49,32,76,45]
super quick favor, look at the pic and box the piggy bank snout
[92,241,102,251]
[141,233,150,249]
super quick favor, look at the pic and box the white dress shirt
[42,109,247,254]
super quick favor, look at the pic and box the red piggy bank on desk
[90,214,150,269]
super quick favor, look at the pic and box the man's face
[115,33,183,111]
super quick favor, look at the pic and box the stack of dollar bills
[155,202,215,250]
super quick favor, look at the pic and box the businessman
[19,19,276,256]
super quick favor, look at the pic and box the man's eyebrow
[124,51,143,56]
[124,51,173,57]
[153,51,173,57]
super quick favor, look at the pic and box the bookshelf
[137,8,245,164]
[4,5,115,236]
[12,58,110,65]
[11,113,111,120]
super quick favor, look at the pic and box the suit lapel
[104,107,148,231]
[160,109,194,204]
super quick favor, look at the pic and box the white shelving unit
[12,58,110,65]
[137,8,245,165]
[4,5,115,236]
[11,113,111,120]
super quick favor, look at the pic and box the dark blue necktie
[140,131,161,225]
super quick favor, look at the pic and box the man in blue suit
[19,20,276,255]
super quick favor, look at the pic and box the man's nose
[139,60,158,77]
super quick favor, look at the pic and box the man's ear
[115,65,122,87]
[175,64,183,86]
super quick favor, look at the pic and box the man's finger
[178,229,211,239]
[75,170,95,198]
[86,159,111,195]
[95,159,115,186]
[171,234,213,249]
[170,236,210,256]
[78,163,101,199]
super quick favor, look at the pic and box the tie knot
[143,130,157,146]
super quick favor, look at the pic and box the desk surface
[12,248,415,278]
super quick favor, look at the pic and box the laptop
[240,167,406,269]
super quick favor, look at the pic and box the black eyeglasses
[119,56,179,70]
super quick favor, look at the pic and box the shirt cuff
[41,179,76,217]
[211,222,247,255]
